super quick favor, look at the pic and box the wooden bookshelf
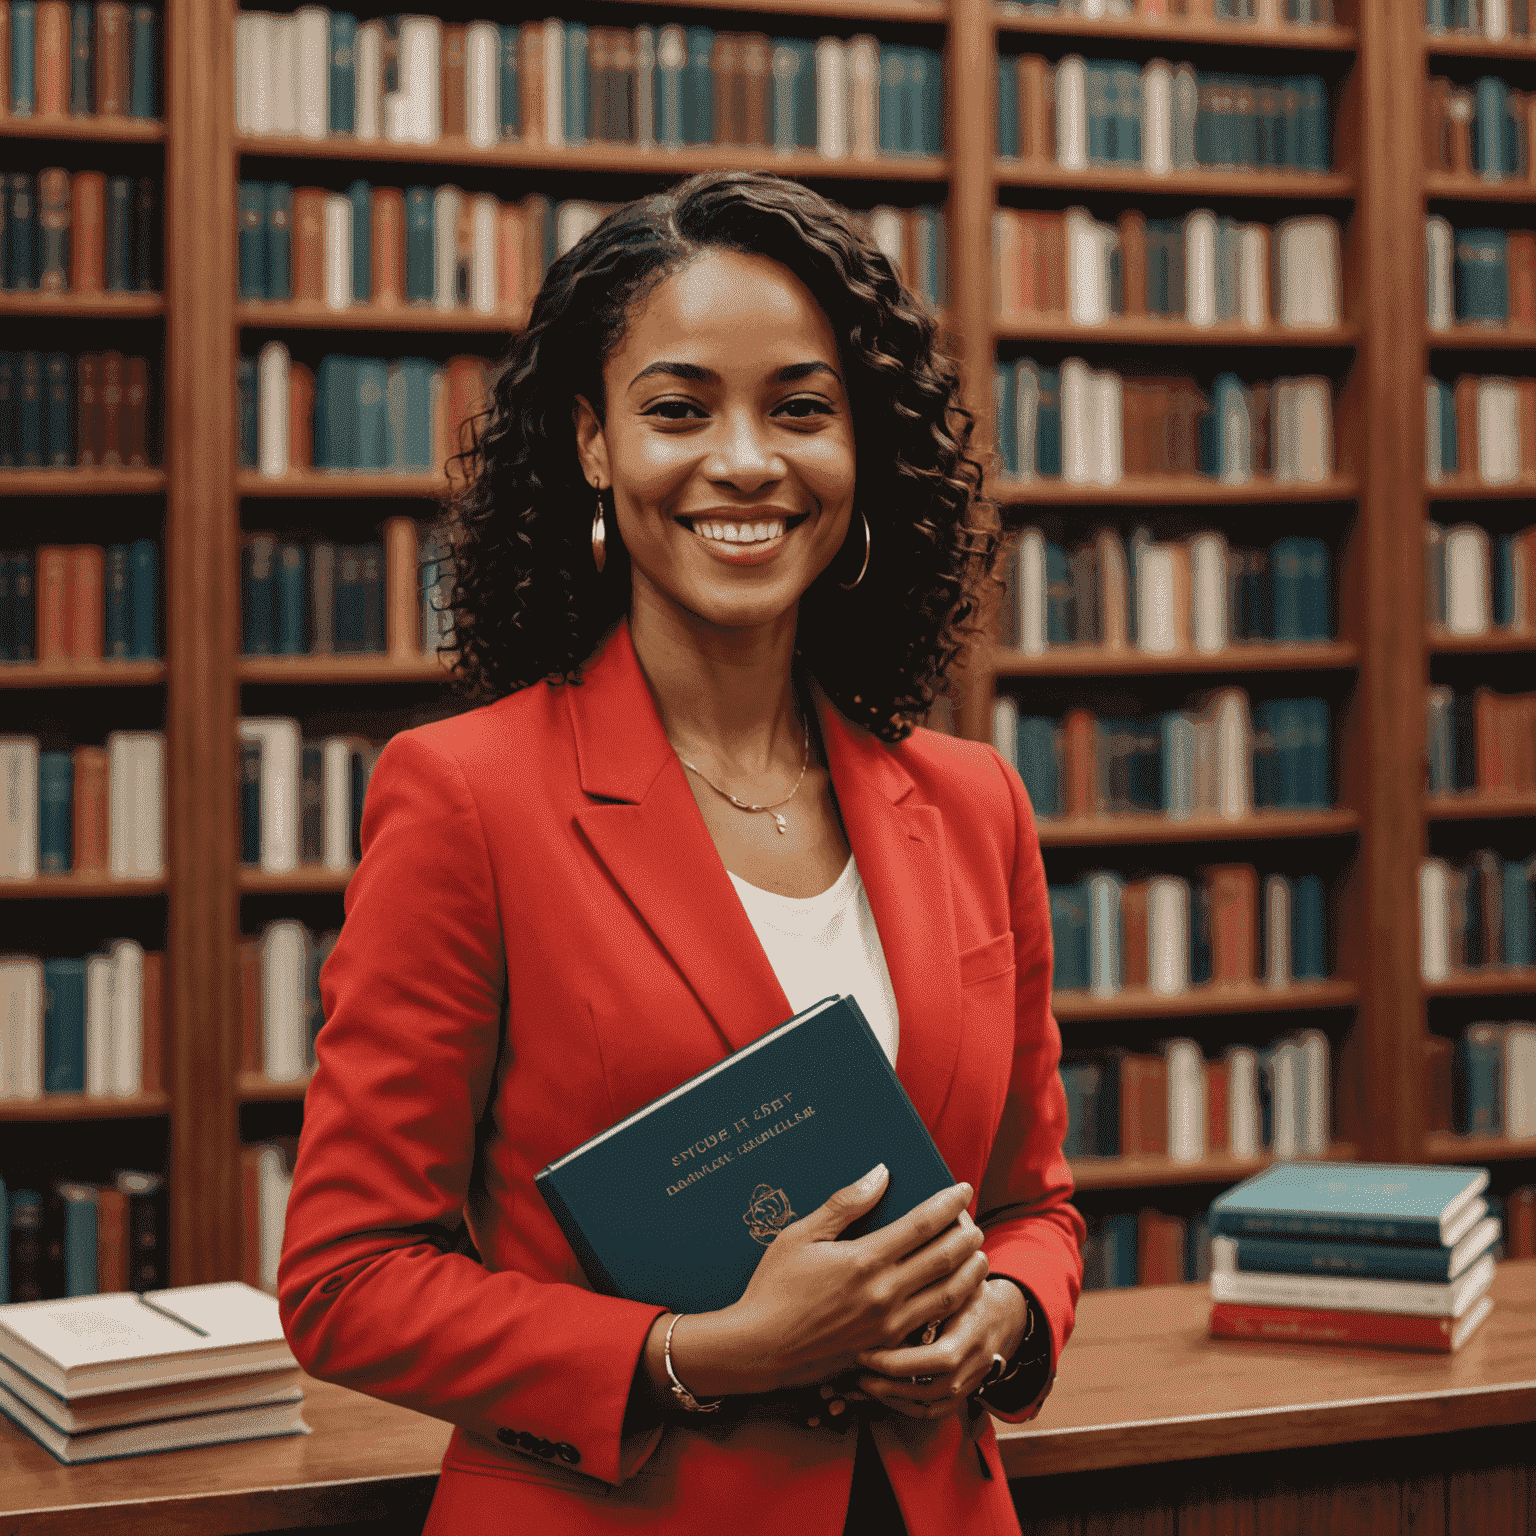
[1430,632,1536,655]
[0,469,166,495]
[1427,325,1536,349]
[236,470,450,498]
[1422,34,1536,58]
[238,655,452,684]
[995,12,1358,50]
[0,293,165,318]
[1424,794,1536,822]
[235,302,527,332]
[1425,478,1536,500]
[0,875,167,899]
[0,116,165,143]
[1424,972,1536,999]
[0,1093,171,1122]
[991,474,1360,504]
[1052,979,1359,1023]
[994,319,1360,347]
[238,1071,312,1102]
[0,660,166,688]
[239,868,352,894]
[1424,172,1536,202]
[1068,1144,1359,1193]
[1424,1131,1536,1163]
[994,166,1357,198]
[1034,809,1359,848]
[991,641,1360,677]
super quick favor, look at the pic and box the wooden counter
[1,1260,1532,1535]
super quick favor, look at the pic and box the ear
[572,395,610,489]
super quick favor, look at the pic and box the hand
[848,1276,1028,1422]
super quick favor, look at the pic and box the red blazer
[278,619,1084,1536]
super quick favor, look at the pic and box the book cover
[1229,1213,1499,1283]
[536,995,954,1315]
[1209,1295,1493,1352]
[1211,1247,1495,1316]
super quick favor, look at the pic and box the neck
[627,576,804,775]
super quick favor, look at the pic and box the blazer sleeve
[277,730,668,1487]
[972,745,1087,1423]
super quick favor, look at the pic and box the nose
[703,407,786,495]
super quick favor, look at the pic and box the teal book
[1454,228,1508,324]
[69,3,93,116]
[238,182,267,300]
[1454,1024,1502,1136]
[386,358,434,471]
[10,4,36,118]
[1049,880,1089,991]
[1291,871,1326,980]
[329,13,357,135]
[879,46,903,156]
[105,176,131,292]
[1100,1213,1137,1289]
[275,543,307,655]
[404,187,433,302]
[265,184,293,302]
[992,363,1017,474]
[43,353,72,467]
[656,31,686,148]
[997,56,1020,158]
[8,175,37,289]
[1297,74,1328,170]
[56,1183,98,1297]
[355,359,388,471]
[128,3,157,119]
[1035,366,1061,477]
[767,38,814,152]
[1210,1162,1490,1245]
[38,751,73,872]
[317,355,358,470]
[347,181,370,303]
[43,958,88,1095]
[535,995,954,1314]
[236,356,257,469]
[1017,716,1059,818]
[499,24,521,137]
[1473,76,1509,178]
[128,538,157,659]
[683,27,713,147]
[1228,1213,1499,1284]
[1505,858,1532,968]
[564,22,588,145]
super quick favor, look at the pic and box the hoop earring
[838,509,870,590]
[591,484,606,574]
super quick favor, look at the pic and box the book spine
[72,745,108,872]
[127,2,154,118]
[1232,1235,1459,1281]
[1210,1302,1459,1351]
[1210,1210,1448,1244]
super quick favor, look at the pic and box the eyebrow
[627,360,843,389]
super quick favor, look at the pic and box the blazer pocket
[443,1429,610,1498]
[958,930,1014,988]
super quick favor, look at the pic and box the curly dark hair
[441,170,1005,742]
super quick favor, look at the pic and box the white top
[727,854,901,1066]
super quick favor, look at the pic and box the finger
[886,1249,991,1344]
[885,1219,987,1312]
[791,1163,889,1242]
[854,1182,973,1266]
[856,1375,968,1419]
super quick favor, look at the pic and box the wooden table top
[2,1259,1532,1533]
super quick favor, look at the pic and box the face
[573,247,858,634]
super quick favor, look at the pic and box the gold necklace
[674,714,811,835]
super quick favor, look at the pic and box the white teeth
[692,520,787,545]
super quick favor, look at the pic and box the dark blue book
[1494,534,1516,628]
[9,1189,42,1303]
[38,751,73,872]
[317,355,358,470]
[1100,1212,1138,1288]
[1059,1063,1102,1159]
[1210,1162,1490,1245]
[104,176,131,291]
[43,958,88,1095]
[134,180,156,286]
[1017,716,1059,818]
[128,3,157,119]
[8,175,36,290]
[18,351,43,467]
[9,551,34,660]
[359,543,384,652]
[329,13,357,134]
[388,357,434,471]
[1454,228,1509,324]
[1472,76,1509,178]
[499,24,521,137]
[128,538,157,658]
[237,356,257,468]
[1301,537,1330,639]
[563,22,588,146]
[0,554,13,661]
[265,184,293,302]
[347,180,370,302]
[239,739,262,863]
[241,533,276,655]
[1454,1023,1503,1136]
[334,544,365,652]
[105,543,130,659]
[683,27,714,147]
[275,543,307,655]
[43,352,72,466]
[1036,366,1061,477]
[1043,540,1071,644]
[1228,1213,1499,1283]
[1049,880,1089,991]
[0,353,15,467]
[1292,872,1326,980]
[404,187,433,302]
[996,56,1020,157]
[535,994,955,1314]
[238,182,267,300]
[356,359,387,471]
[1271,536,1307,642]
[1301,697,1330,807]
[349,743,370,862]
[1295,74,1329,171]
[56,1182,98,1297]
[69,3,94,116]
[1085,61,1111,165]
[1505,857,1533,968]
[10,5,37,118]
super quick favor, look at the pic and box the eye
[642,398,706,421]
[775,396,835,420]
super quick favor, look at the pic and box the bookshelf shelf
[994,319,1360,348]
[0,469,166,496]
[238,1071,311,1102]
[0,293,165,318]
[1424,479,1536,500]
[235,302,527,333]
[994,12,1358,50]
[1424,173,1536,203]
[1429,632,1536,655]
[994,165,1357,199]
[1052,979,1359,1023]
[992,474,1359,505]
[1067,1143,1359,1192]
[234,135,950,184]
[237,470,449,499]
[1427,326,1536,350]
[0,660,166,689]
[991,642,1359,678]
[0,875,166,899]
[591,0,951,19]
[1035,810,1358,848]
[0,116,165,143]
[239,867,351,894]
[1424,794,1536,822]
[1424,1131,1536,1163]
[1422,35,1536,59]
[238,655,452,685]
[1424,971,1536,999]
[0,1092,171,1122]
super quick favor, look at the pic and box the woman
[278,171,1084,1536]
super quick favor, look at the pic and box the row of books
[995,208,1339,331]
[1048,867,1328,997]
[0,942,161,1100]
[996,55,1331,174]
[1002,528,1332,657]
[1425,374,1536,486]
[1425,221,1536,330]
[239,718,382,876]
[1426,686,1536,799]
[1430,1022,1536,1139]
[1061,1030,1330,1161]
[0,1,158,121]
[0,733,163,879]
[1425,74,1535,183]
[999,0,1335,25]
[242,522,452,661]
[0,351,154,471]
[993,690,1334,821]
[2,171,157,296]
[1426,0,1532,38]
[233,12,943,158]
[1,1170,168,1303]
[1082,1208,1210,1291]
[241,922,336,1085]
[1427,522,1535,637]
[993,360,1333,484]
[0,543,158,665]
[1419,851,1536,978]
[239,345,488,478]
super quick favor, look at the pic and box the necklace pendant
[770,812,788,835]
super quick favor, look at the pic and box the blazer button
[557,1443,580,1465]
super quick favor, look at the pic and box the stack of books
[0,1281,307,1463]
[1208,1163,1500,1352]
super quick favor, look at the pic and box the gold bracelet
[663,1314,724,1414]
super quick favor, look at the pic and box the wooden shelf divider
[1052,979,1359,1023]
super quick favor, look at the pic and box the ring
[920,1318,941,1346]
[980,1352,1007,1389]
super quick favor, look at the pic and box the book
[1209,1294,1494,1352]
[1210,1246,1496,1316]
[536,994,954,1314]
[1210,1162,1491,1244]
[1225,1213,1499,1282]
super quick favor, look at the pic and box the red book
[1137,1210,1186,1286]
[1208,863,1258,983]
[1119,1053,1166,1157]
[70,170,106,292]
[34,1,69,116]
[445,354,488,463]
[291,188,327,305]
[1062,707,1096,817]
[1210,1301,1490,1353]
[1017,211,1041,316]
[122,355,149,468]
[35,545,74,662]
[1509,1188,1536,1260]
[140,950,164,1095]
[76,353,104,467]
[1474,687,1507,794]
[1119,209,1147,318]
[1454,375,1479,482]
[1205,1059,1228,1153]
[96,2,129,116]
[1040,213,1067,316]
[239,938,262,1075]
[95,1186,130,1294]
[371,187,404,308]
[72,745,109,872]
[1518,378,1536,480]
[1510,232,1536,327]
[240,1145,266,1291]
[994,209,1021,322]
[1122,880,1150,990]
[1424,1034,1454,1136]
[99,350,125,467]
[288,361,315,472]
[497,201,525,317]
[71,544,104,661]
[384,515,420,659]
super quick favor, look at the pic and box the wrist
[659,1306,770,1402]
[984,1275,1030,1360]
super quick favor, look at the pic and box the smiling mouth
[677,512,813,546]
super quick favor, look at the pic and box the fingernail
[861,1164,888,1193]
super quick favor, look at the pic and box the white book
[869,206,904,276]
[1147,876,1191,995]
[1218,381,1253,485]
[0,1283,296,1399]
[1055,57,1088,171]
[105,732,130,877]
[1016,528,1046,655]
[1099,528,1129,649]
[256,340,290,478]
[323,194,351,311]
[1185,210,1217,327]
[1087,872,1123,998]
[1487,0,1510,39]
[465,22,499,150]
[1276,216,1341,329]
[108,938,143,1097]
[294,6,328,140]
[1014,361,1040,482]
[846,35,879,160]
[556,201,606,258]
[269,13,298,137]
[1165,1039,1206,1163]
[1142,59,1172,174]
[635,27,655,150]
[84,953,114,1097]
[1476,379,1520,484]
[1444,524,1491,634]
[353,20,382,141]
[1213,689,1253,820]
[471,194,498,315]
[399,16,441,144]
[1296,1027,1330,1156]
[432,186,461,311]
[1419,858,1451,980]
[991,697,1019,765]
[1237,225,1268,327]
[1273,376,1332,482]
[1264,873,1292,988]
[1190,532,1228,653]
[261,921,310,1084]
[1269,1038,1300,1158]
[1066,207,1111,326]
[1090,371,1122,485]
[239,718,301,874]
[815,38,847,159]
[256,1145,295,1294]
[1136,544,1177,654]
[128,734,164,877]
[321,738,354,871]
[1424,216,1452,330]
[544,18,565,149]
[1,957,43,1098]
[233,11,274,136]
[1504,1024,1536,1139]
[1226,1046,1260,1158]
[0,738,39,878]
[1163,712,1195,820]
[1060,358,1093,483]
[1171,64,1198,168]
[1081,0,1108,17]
[1426,380,1446,484]
[1210,1249,1496,1318]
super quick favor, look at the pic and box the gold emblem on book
[744,1184,796,1245]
